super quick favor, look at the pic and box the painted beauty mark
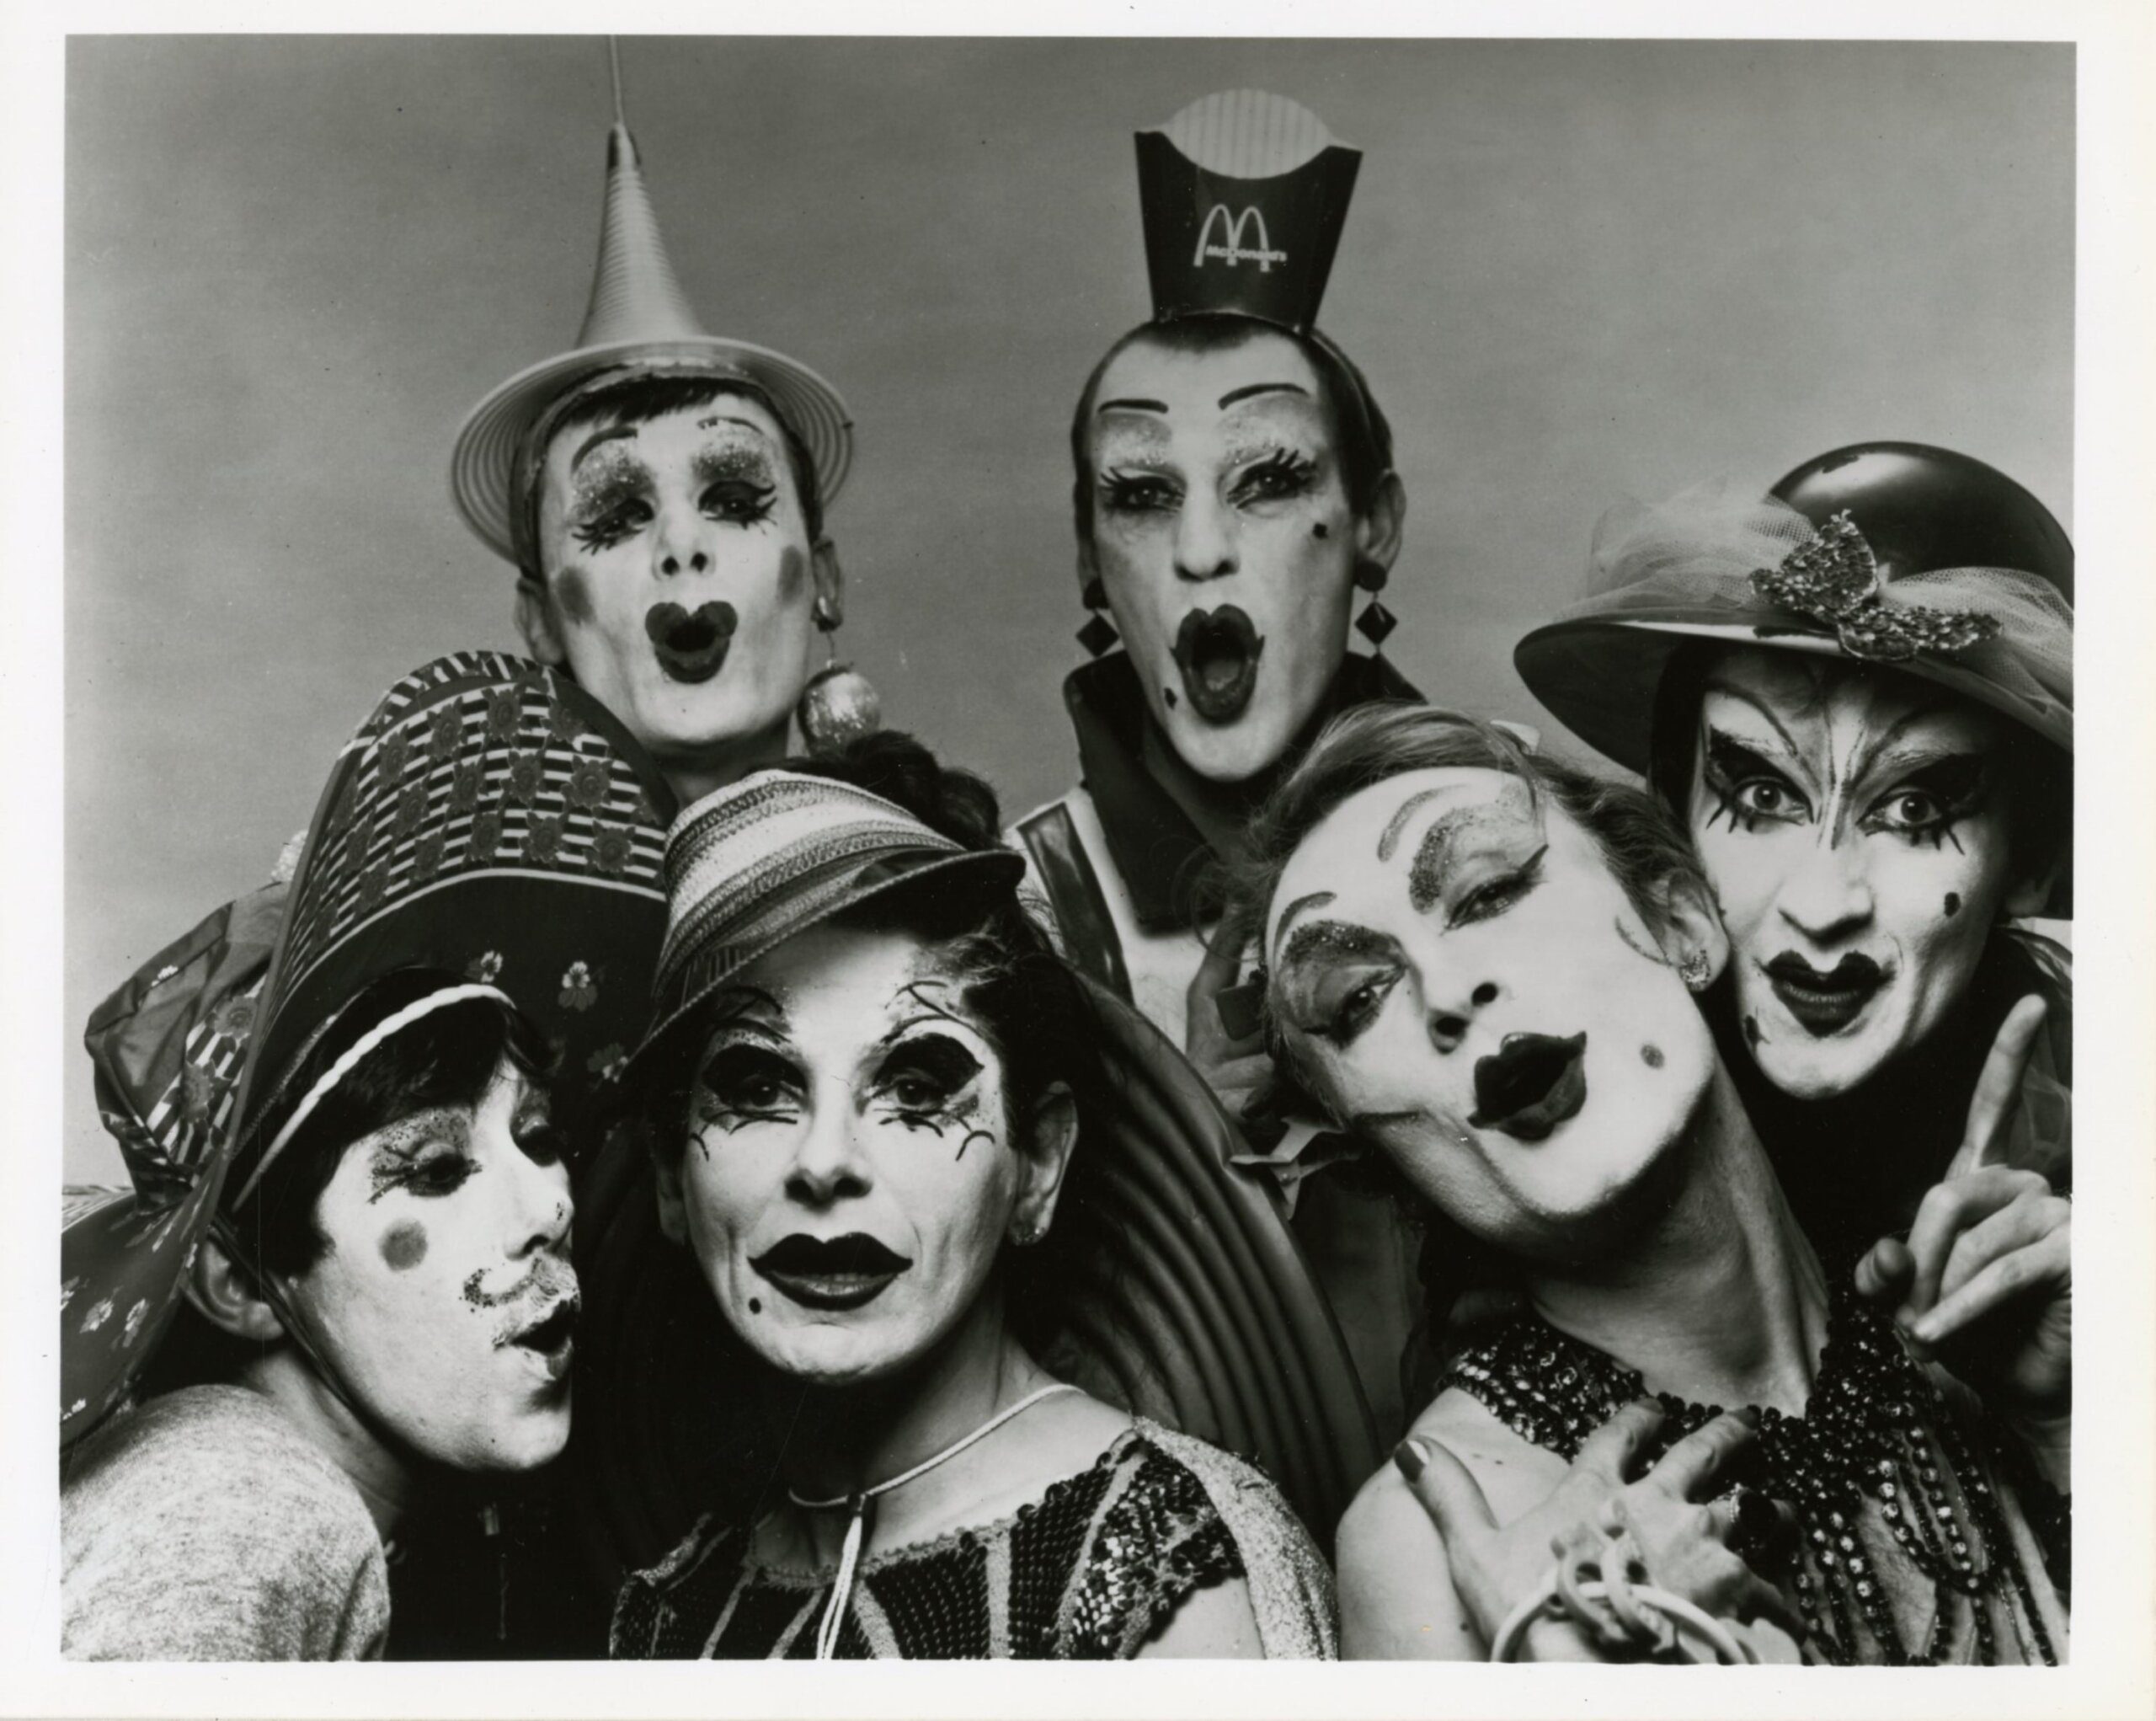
[379,1221,428,1271]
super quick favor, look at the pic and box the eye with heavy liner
[1700,728,1986,852]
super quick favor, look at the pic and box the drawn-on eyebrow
[1378,788,1457,862]
[702,985,787,1039]
[1700,680,1806,762]
[1096,396,1169,415]
[696,414,764,436]
[570,425,639,469]
[1273,891,1337,948]
[1847,703,1959,788]
[1218,382,1310,409]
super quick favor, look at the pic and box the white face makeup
[658,925,1049,1388]
[531,395,825,772]
[1082,331,1376,783]
[1265,768,1720,1260]
[1686,649,2022,1099]
[284,1060,578,1472]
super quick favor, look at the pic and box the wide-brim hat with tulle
[1516,443,2073,770]
[572,768,1380,1584]
[449,122,852,570]
[62,651,673,1447]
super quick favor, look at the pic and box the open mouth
[1762,953,1885,1037]
[751,1233,914,1312]
[504,1294,579,1383]
[1470,1031,1589,1142]
[1171,607,1266,724]
[645,601,739,684]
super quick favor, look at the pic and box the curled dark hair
[1223,702,1710,1324]
[636,732,1113,1359]
[1068,315,1395,549]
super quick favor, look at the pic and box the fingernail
[1393,1440,1428,1482]
[1909,1314,1941,1344]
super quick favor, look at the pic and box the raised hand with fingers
[1183,936,1273,1119]
[1854,995,2069,1474]
[1392,1402,1801,1661]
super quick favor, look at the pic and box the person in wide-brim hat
[1513,442,2073,1250]
[450,86,877,812]
[61,652,670,1660]
[579,732,1364,1660]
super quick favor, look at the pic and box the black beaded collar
[1438,1279,2058,1665]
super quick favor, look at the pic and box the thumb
[1186,936,1257,1057]
[1854,1235,1914,1303]
[1396,1437,1497,1545]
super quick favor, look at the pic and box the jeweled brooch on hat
[1751,512,2004,664]
[1135,89,1362,334]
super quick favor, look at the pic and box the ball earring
[1011,1218,1049,1248]
[795,597,883,757]
[1076,577,1119,659]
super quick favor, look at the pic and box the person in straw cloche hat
[60,653,669,1659]
[451,46,877,811]
[595,732,1366,1659]
[1514,444,2073,1527]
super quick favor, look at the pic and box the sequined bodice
[611,1427,1243,1660]
[1437,1280,2064,1665]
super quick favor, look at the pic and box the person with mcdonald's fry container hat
[60,653,669,1660]
[450,61,877,809]
[1020,90,1503,1447]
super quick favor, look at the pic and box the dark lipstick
[1470,1032,1589,1142]
[750,1233,913,1312]
[1762,952,1885,1037]
[1171,606,1266,724]
[646,601,739,684]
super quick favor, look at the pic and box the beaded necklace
[1438,1279,2058,1665]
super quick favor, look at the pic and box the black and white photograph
[9,9,2153,1716]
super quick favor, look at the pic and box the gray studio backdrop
[66,36,2072,1183]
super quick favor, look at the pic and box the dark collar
[1063,651,1420,933]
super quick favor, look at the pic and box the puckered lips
[1763,952,1886,1037]
[646,601,739,684]
[500,1289,580,1386]
[750,1232,914,1312]
[1470,1031,1589,1142]
[1171,606,1266,724]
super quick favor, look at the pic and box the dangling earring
[1353,562,1396,650]
[1678,950,1713,991]
[795,596,883,757]
[1076,577,1119,659]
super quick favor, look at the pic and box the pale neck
[239,1350,413,1539]
[1520,1066,1832,1417]
[780,1291,1057,1567]
[655,714,794,809]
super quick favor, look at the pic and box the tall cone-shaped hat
[451,122,853,568]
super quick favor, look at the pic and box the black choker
[1438,1279,2059,1665]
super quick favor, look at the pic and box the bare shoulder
[1137,1574,1265,1659]
[1406,1387,1571,1526]
[1335,1390,1480,1660]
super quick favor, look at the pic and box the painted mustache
[645,601,738,684]
[750,1232,913,1312]
[1171,606,1265,724]
[1470,1032,1589,1142]
[1763,952,1886,1037]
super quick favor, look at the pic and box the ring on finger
[1726,1485,1785,1567]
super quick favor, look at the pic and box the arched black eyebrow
[1218,382,1310,409]
[1095,397,1168,415]
[570,424,639,469]
[1273,890,1337,946]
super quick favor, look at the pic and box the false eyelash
[1699,740,1785,835]
[706,482,779,526]
[1232,449,1319,501]
[1100,469,1178,512]
[571,510,641,553]
[1445,846,1549,929]
[1888,758,1988,852]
